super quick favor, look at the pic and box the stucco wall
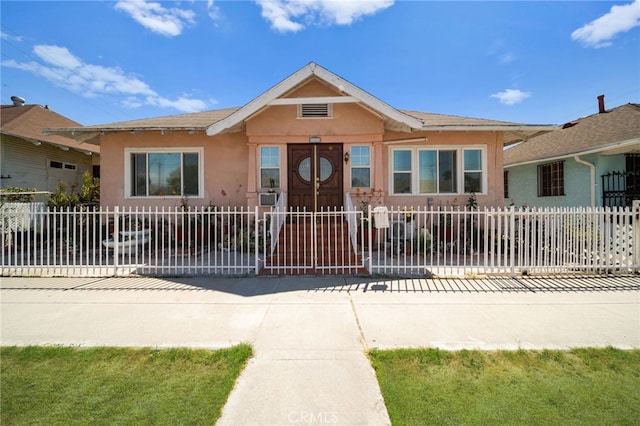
[505,154,626,208]
[98,131,248,208]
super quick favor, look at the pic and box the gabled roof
[1,104,99,155]
[504,103,640,167]
[45,62,555,145]
[205,62,424,135]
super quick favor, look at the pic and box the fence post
[113,206,119,276]
[634,200,640,272]
[254,206,259,275]
[509,206,516,277]
[368,204,373,273]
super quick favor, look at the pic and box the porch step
[262,219,366,275]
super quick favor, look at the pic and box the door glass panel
[319,157,333,182]
[298,157,311,182]
[297,156,333,182]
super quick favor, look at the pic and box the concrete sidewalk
[1,276,639,425]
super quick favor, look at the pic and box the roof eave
[505,137,640,168]
[2,130,99,154]
[420,124,558,145]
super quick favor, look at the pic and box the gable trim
[269,96,357,105]
[205,62,423,136]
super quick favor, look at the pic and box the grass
[1,344,252,425]
[370,347,640,425]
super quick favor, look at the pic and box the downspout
[574,155,596,207]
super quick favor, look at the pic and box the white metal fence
[367,205,639,277]
[1,203,638,277]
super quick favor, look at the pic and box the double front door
[287,143,343,211]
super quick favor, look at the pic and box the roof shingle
[504,103,640,166]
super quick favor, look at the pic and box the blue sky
[1,1,638,126]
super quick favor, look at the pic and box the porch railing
[269,191,287,254]
[1,203,638,277]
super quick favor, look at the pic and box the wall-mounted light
[344,152,350,164]
[309,136,321,143]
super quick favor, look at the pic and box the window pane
[260,147,280,188]
[538,161,564,196]
[464,172,482,193]
[419,150,437,193]
[464,150,481,170]
[351,168,370,187]
[438,151,457,193]
[393,150,411,171]
[183,153,199,196]
[351,146,370,188]
[260,147,280,167]
[351,146,370,167]
[132,153,147,196]
[261,169,280,188]
[394,173,411,193]
[149,153,181,196]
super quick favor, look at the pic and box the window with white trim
[49,160,76,170]
[259,146,280,189]
[126,148,202,197]
[350,146,371,188]
[391,146,486,195]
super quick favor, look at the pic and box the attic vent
[299,103,331,118]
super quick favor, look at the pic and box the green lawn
[370,347,640,426]
[1,344,252,425]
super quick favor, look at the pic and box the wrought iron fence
[1,203,638,277]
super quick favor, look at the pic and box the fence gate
[262,210,366,275]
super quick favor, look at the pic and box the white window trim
[389,145,487,195]
[49,159,77,171]
[349,145,372,189]
[124,147,204,199]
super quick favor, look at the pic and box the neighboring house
[47,63,553,211]
[1,96,100,199]
[504,98,640,208]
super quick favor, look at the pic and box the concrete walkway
[1,275,639,425]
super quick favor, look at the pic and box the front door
[288,144,343,211]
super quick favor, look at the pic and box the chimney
[597,94,605,113]
[10,96,25,107]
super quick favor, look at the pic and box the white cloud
[490,89,531,106]
[115,0,195,37]
[1,31,24,42]
[207,0,222,21]
[2,44,208,113]
[255,0,394,33]
[571,0,640,48]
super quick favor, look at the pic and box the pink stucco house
[48,63,553,212]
